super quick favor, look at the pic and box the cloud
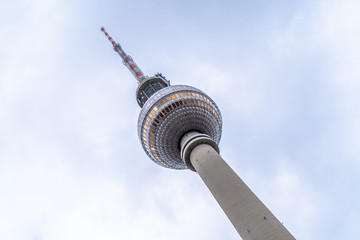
[314,0,360,161]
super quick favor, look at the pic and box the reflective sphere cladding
[137,85,222,169]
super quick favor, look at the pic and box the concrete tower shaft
[180,132,296,240]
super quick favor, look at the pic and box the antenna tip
[100,27,105,32]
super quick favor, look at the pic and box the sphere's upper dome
[137,85,222,169]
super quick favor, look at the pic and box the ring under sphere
[137,85,222,169]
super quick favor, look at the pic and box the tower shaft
[181,132,295,240]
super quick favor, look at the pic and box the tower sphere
[137,85,222,169]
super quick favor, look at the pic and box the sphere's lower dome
[137,85,222,169]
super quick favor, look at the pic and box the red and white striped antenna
[100,27,146,84]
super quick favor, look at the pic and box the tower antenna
[100,27,146,83]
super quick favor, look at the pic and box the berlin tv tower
[101,27,295,240]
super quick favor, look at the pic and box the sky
[1,0,360,239]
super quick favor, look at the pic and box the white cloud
[314,0,360,161]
